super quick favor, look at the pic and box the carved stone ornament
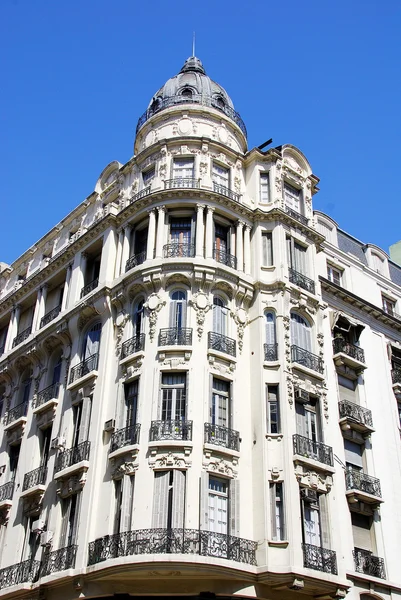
[111,458,138,480]
[230,309,248,354]
[115,312,130,355]
[287,375,294,406]
[23,493,44,517]
[189,291,211,340]
[294,464,333,493]
[199,161,208,176]
[233,176,241,194]
[203,454,237,478]
[159,162,167,179]
[282,316,291,365]
[149,450,192,470]
[0,505,12,526]
[56,470,88,498]
[143,294,165,341]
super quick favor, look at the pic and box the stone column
[61,264,72,311]
[114,229,124,278]
[236,221,244,272]
[146,209,156,261]
[4,308,16,352]
[195,204,205,257]
[10,304,22,346]
[99,227,118,284]
[155,206,166,259]
[39,284,48,326]
[80,251,88,296]
[244,225,251,275]
[121,225,132,274]
[32,288,42,332]
[205,206,215,259]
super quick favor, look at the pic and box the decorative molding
[188,291,211,340]
[231,308,248,354]
[203,453,238,478]
[144,293,165,341]
[149,449,192,470]
[294,464,333,493]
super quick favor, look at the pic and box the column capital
[244,223,252,232]
[236,220,245,229]
[147,208,157,216]
[196,204,206,212]
[40,283,49,291]
[81,251,89,260]
[13,303,22,312]
[124,223,132,233]
[207,206,215,214]
[157,205,166,214]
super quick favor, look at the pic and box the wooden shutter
[344,440,363,467]
[77,397,92,444]
[262,233,273,266]
[152,471,169,528]
[294,242,307,274]
[319,494,330,549]
[171,470,186,528]
[351,512,372,550]
[121,475,134,532]
[295,402,307,437]
[59,498,71,548]
[199,472,209,531]
[181,295,187,328]
[269,483,277,539]
[169,297,176,328]
[229,479,240,537]
[338,375,358,404]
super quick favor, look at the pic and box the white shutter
[290,314,299,347]
[294,243,307,274]
[180,297,187,328]
[199,472,209,531]
[59,498,70,548]
[319,494,330,549]
[152,471,169,528]
[171,470,186,528]
[229,479,240,537]
[70,492,81,546]
[295,402,307,437]
[77,397,92,444]
[262,233,273,266]
[121,475,134,532]
[344,440,363,467]
[169,298,176,328]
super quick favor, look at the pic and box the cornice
[254,208,325,248]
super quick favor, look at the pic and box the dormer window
[214,95,225,109]
[181,88,193,99]
[284,183,302,214]
[382,295,396,316]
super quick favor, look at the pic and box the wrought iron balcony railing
[338,400,373,428]
[293,434,334,467]
[0,481,14,502]
[5,401,28,426]
[353,547,386,579]
[12,326,32,348]
[121,334,145,359]
[69,353,99,384]
[289,268,315,294]
[128,186,151,204]
[204,423,240,451]
[40,305,61,328]
[333,337,365,363]
[54,440,90,473]
[391,368,401,384]
[40,545,77,577]
[136,93,247,138]
[88,528,256,566]
[34,382,60,409]
[302,543,337,575]
[149,419,193,442]
[80,277,99,298]
[264,343,278,361]
[23,465,47,491]
[285,205,309,226]
[291,345,323,374]
[208,332,236,357]
[0,559,40,589]
[213,182,241,203]
[345,468,382,498]
[126,251,146,272]
[110,424,141,453]
[213,247,237,269]
[163,243,195,258]
[164,177,200,190]
[158,328,193,346]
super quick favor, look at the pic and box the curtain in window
[169,291,187,329]
[173,159,194,179]
[290,313,312,351]
[161,373,186,421]
[83,323,101,359]
[284,183,301,212]
[133,300,144,338]
[265,312,276,345]
[212,164,229,187]
[213,296,227,335]
[303,503,321,546]
[262,232,273,266]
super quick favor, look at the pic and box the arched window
[170,291,187,330]
[48,350,63,388]
[82,322,101,360]
[20,368,32,406]
[290,312,312,352]
[213,296,228,336]
[265,311,277,360]
[181,87,193,99]
[133,299,144,339]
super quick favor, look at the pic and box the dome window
[214,96,226,109]
[150,97,162,114]
[181,87,193,99]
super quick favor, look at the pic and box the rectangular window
[161,373,186,421]
[60,493,81,548]
[114,476,134,534]
[212,164,230,188]
[125,379,139,428]
[344,439,363,469]
[351,512,373,551]
[287,237,307,275]
[338,374,359,404]
[133,227,148,256]
[270,482,285,540]
[208,476,228,534]
[22,517,40,561]
[327,264,342,286]
[260,173,270,204]
[267,385,280,434]
[152,470,186,528]
[21,377,32,405]
[382,296,396,316]
[295,399,321,444]
[169,217,192,245]
[142,166,155,186]
[9,444,20,481]
[173,158,194,180]
[262,232,273,267]
[211,378,230,428]
[284,183,301,212]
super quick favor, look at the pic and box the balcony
[158,327,193,346]
[0,481,14,513]
[128,186,151,205]
[126,251,146,272]
[88,528,256,566]
[149,419,192,442]
[163,243,195,258]
[40,545,77,577]
[333,337,366,371]
[213,247,237,269]
[208,332,236,357]
[213,182,241,203]
[0,559,40,589]
[353,547,386,579]
[284,205,309,226]
[291,345,323,375]
[12,326,32,348]
[204,423,240,452]
[293,434,334,467]
[80,277,99,298]
[34,382,60,411]
[110,424,141,454]
[54,440,91,474]
[121,334,145,359]
[264,342,278,361]
[69,353,98,385]
[289,268,315,294]
[338,400,374,437]
[345,468,383,506]
[22,465,47,492]
[4,401,28,429]
[40,304,61,328]
[164,177,200,190]
[302,543,337,575]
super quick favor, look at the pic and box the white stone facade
[0,56,400,600]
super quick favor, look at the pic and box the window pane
[262,232,273,266]
[260,173,269,203]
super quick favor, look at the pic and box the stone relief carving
[203,454,237,477]
[286,375,294,406]
[282,316,291,365]
[230,308,248,354]
[294,464,333,493]
[56,470,88,498]
[189,291,211,340]
[199,161,208,176]
[144,293,166,341]
[115,312,130,356]
[111,458,138,480]
[149,450,192,470]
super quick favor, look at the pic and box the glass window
[262,232,273,266]
[82,322,101,359]
[382,296,396,316]
[169,290,187,329]
[284,182,301,212]
[169,217,192,245]
[212,164,229,187]
[125,379,139,428]
[327,264,342,285]
[213,296,228,336]
[287,238,307,274]
[161,373,186,421]
[211,378,230,428]
[133,300,144,338]
[142,167,155,186]
[267,385,280,434]
[290,312,312,352]
[260,173,270,203]
[208,476,228,534]
[270,482,285,540]
[173,159,194,180]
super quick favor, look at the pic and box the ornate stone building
[0,56,400,600]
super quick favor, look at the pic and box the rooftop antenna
[192,31,196,57]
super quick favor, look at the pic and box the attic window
[181,88,193,98]
[214,96,225,109]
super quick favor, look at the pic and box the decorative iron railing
[12,326,32,348]
[40,545,77,577]
[353,547,385,579]
[213,247,237,269]
[23,465,47,491]
[40,305,61,328]
[392,368,401,384]
[338,400,373,428]
[5,401,28,426]
[0,481,14,502]
[69,353,99,384]
[128,186,151,205]
[158,328,193,346]
[54,441,90,473]
[34,382,60,409]
[302,543,337,574]
[149,420,193,442]
[293,434,334,467]
[0,559,40,589]
[164,178,200,190]
[80,277,99,298]
[136,94,247,138]
[208,332,236,357]
[212,182,241,203]
[332,337,365,363]
[126,251,146,272]
[345,468,382,498]
[121,334,145,359]
[264,343,278,361]
[204,423,240,451]
[288,268,315,294]
[291,345,324,374]
[110,424,141,453]
[285,205,309,226]
[88,528,256,566]
[163,243,195,258]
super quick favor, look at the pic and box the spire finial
[192,31,196,57]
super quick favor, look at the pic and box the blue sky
[1,0,400,265]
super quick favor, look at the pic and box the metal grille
[353,547,386,579]
[149,420,193,442]
[291,345,323,374]
[69,353,99,384]
[5,401,28,426]
[264,343,278,361]
[0,481,14,502]
[208,332,236,357]
[285,205,309,226]
[289,268,315,294]
[125,251,146,272]
[121,334,145,359]
[158,328,193,346]
[204,423,240,451]
[302,543,337,574]
[128,186,151,205]
[0,559,40,589]
[12,326,32,348]
[164,178,200,189]
[34,382,60,409]
[40,545,77,577]
[212,182,241,203]
[22,465,47,491]
[80,277,99,298]
[213,248,237,269]
[40,305,61,328]
[110,424,141,453]
[54,441,90,473]
[338,400,373,428]
[293,434,334,466]
[333,337,365,363]
[163,243,195,258]
[345,468,382,497]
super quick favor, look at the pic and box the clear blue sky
[1,0,400,265]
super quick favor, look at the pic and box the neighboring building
[0,56,400,600]
[390,241,401,267]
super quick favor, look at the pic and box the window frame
[260,172,270,204]
[160,372,187,421]
[266,384,280,434]
[212,163,230,188]
[262,231,273,267]
[270,481,285,540]
[327,263,342,286]
[283,181,303,214]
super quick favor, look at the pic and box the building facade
[0,56,400,600]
